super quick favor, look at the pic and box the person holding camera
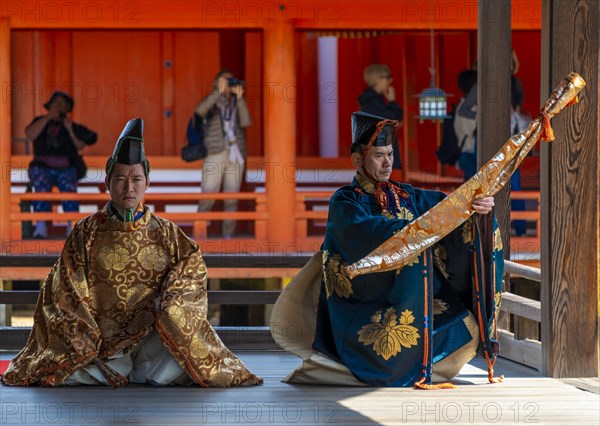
[195,69,251,239]
[25,91,97,239]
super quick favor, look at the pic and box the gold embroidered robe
[2,205,262,387]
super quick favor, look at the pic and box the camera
[227,77,244,87]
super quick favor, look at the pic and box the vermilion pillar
[0,18,11,248]
[263,17,296,249]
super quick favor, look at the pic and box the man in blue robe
[272,112,502,387]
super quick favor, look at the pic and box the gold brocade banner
[346,72,586,279]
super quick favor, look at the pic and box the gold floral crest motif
[98,245,130,271]
[323,250,353,299]
[494,292,502,319]
[433,245,450,279]
[357,308,420,360]
[462,217,475,245]
[494,227,503,251]
[433,299,449,315]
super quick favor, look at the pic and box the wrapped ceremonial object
[346,72,586,279]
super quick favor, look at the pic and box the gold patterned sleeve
[155,225,262,387]
[2,219,101,386]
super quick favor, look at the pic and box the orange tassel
[414,377,457,390]
[541,94,578,142]
[540,113,555,142]
[485,354,505,384]
[488,372,505,384]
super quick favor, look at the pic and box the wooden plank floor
[1,351,598,425]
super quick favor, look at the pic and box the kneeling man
[2,119,262,388]
[272,112,502,387]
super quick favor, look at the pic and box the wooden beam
[1,238,326,256]
[501,292,541,322]
[0,268,49,281]
[0,1,542,31]
[0,267,301,281]
[9,154,354,172]
[498,329,542,371]
[0,254,309,280]
[505,259,542,281]
[541,0,599,378]
[0,254,313,268]
[0,326,278,351]
[477,0,513,320]
[0,290,282,305]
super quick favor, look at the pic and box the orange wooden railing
[5,189,541,262]
[295,190,542,257]
[8,192,269,255]
[509,191,541,265]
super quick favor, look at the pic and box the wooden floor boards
[0,351,598,425]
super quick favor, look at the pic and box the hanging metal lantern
[418,87,450,122]
[416,0,451,123]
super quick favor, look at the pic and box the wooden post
[254,194,267,241]
[161,31,175,155]
[477,0,513,314]
[401,35,414,177]
[263,16,296,249]
[0,18,12,249]
[540,0,599,378]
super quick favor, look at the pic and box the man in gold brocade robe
[1,118,262,388]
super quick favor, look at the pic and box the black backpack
[435,104,466,166]
[181,112,208,162]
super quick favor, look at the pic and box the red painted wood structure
[0,0,543,251]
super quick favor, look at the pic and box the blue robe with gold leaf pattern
[313,178,503,386]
